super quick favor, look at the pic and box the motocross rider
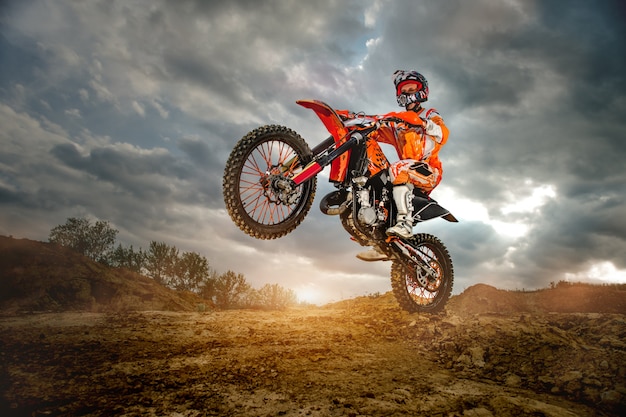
[348,70,449,261]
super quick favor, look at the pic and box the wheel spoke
[405,244,443,305]
[390,234,453,313]
[223,125,316,240]
[406,280,436,305]
[237,139,302,225]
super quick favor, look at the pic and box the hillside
[447,282,626,315]
[0,235,202,313]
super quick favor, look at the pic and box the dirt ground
[1,294,625,417]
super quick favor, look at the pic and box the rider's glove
[337,110,355,121]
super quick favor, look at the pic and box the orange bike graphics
[296,100,351,183]
[366,139,390,176]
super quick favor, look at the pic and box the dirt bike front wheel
[223,125,317,240]
[390,234,454,314]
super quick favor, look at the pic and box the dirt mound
[447,283,626,315]
[0,236,202,313]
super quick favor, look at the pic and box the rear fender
[412,195,458,223]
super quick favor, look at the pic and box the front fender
[296,99,349,143]
[297,99,352,183]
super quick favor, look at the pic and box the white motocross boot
[356,248,389,262]
[386,185,414,239]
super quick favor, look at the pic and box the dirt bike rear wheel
[223,125,317,240]
[390,233,454,314]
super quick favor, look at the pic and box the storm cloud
[1,0,625,303]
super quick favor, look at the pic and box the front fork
[291,133,362,185]
[389,237,439,286]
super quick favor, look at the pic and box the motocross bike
[223,100,457,313]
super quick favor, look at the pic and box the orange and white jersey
[371,107,449,191]
[373,107,448,169]
[336,106,449,192]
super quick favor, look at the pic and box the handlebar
[341,113,425,129]
[343,115,378,128]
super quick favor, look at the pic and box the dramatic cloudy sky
[1,0,625,303]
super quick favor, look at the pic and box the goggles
[396,89,428,107]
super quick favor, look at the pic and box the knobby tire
[223,125,317,240]
[390,233,454,314]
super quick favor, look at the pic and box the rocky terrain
[1,236,625,416]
